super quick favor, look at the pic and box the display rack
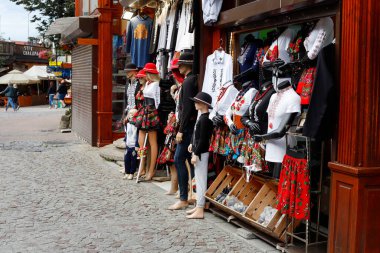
[276,133,328,253]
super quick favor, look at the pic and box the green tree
[10,0,75,35]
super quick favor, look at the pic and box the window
[82,0,98,16]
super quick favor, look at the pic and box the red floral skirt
[157,114,177,164]
[276,154,310,220]
[131,105,160,130]
[296,67,316,105]
[209,125,230,156]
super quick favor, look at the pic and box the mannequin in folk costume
[133,63,161,181]
[157,58,185,195]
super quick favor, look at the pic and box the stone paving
[0,106,275,253]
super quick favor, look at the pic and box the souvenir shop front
[198,0,380,253]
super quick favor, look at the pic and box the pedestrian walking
[0,83,17,111]
[13,84,20,111]
[47,81,56,109]
[56,80,67,108]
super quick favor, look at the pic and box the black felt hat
[190,92,213,109]
[178,52,194,66]
[124,63,138,71]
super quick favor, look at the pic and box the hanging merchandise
[303,17,334,60]
[175,0,195,51]
[303,43,337,139]
[296,67,316,105]
[156,3,171,51]
[167,0,182,51]
[237,35,262,73]
[276,152,310,220]
[126,15,154,68]
[202,50,233,107]
[264,26,301,64]
[202,0,224,26]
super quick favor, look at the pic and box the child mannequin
[123,109,139,180]
[186,92,213,219]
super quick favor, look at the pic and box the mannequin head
[125,63,138,80]
[136,69,147,85]
[146,72,160,82]
[177,52,194,76]
[170,58,185,84]
[143,63,160,82]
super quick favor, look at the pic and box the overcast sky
[0,0,39,41]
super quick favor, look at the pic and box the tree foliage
[10,0,75,35]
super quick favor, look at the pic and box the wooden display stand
[206,166,298,243]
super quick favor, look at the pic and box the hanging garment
[202,0,223,26]
[296,67,317,105]
[265,86,301,163]
[175,0,194,51]
[276,153,310,220]
[126,15,154,68]
[304,17,334,60]
[264,26,301,64]
[238,42,259,73]
[202,50,233,107]
[303,43,337,139]
[157,3,170,51]
[166,1,179,50]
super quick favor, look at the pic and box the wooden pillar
[96,4,113,147]
[328,0,380,252]
[75,0,81,16]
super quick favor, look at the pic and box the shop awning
[46,16,96,43]
[45,17,78,36]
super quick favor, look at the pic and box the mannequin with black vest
[253,60,301,179]
[169,52,199,210]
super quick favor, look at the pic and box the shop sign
[14,45,44,57]
[49,61,63,67]
[54,71,63,77]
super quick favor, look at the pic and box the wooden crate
[205,166,242,201]
[244,183,278,221]
[226,176,264,207]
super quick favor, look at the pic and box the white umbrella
[0,70,40,85]
[24,66,56,81]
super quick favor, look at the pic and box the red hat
[170,58,180,70]
[143,63,159,74]
[136,69,146,78]
[172,69,184,84]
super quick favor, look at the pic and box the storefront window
[82,0,98,16]
[112,35,127,133]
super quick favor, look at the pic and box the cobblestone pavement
[0,106,270,253]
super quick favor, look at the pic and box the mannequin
[169,52,198,210]
[241,81,275,136]
[224,81,257,134]
[209,81,238,156]
[134,63,161,181]
[254,80,300,178]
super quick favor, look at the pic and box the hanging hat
[124,63,138,71]
[178,52,194,66]
[143,63,159,74]
[170,58,180,70]
[189,92,213,109]
[136,69,146,78]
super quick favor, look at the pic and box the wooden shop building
[49,0,379,252]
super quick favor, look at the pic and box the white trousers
[194,152,209,208]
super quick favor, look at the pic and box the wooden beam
[77,38,98,45]
[215,0,337,28]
